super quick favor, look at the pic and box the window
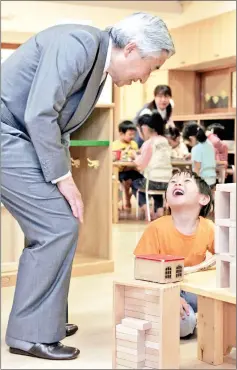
[165,266,172,279]
[176,265,183,278]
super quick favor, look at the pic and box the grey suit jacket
[1,25,109,182]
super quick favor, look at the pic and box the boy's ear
[199,194,210,206]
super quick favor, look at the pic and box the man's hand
[180,297,189,319]
[57,175,84,223]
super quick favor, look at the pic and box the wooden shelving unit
[1,104,114,287]
[69,104,114,278]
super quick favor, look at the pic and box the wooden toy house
[134,255,185,284]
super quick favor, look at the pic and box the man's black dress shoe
[9,342,80,360]
[66,323,78,337]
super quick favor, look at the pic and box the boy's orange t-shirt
[134,215,215,267]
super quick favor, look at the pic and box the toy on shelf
[71,157,80,168]
[215,183,236,294]
[134,254,185,284]
[114,281,180,369]
[87,158,100,169]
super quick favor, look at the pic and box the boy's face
[120,129,136,143]
[166,172,210,210]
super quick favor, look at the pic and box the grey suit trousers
[1,121,79,344]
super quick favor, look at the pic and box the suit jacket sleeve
[24,33,96,182]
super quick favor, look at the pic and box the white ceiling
[51,1,184,14]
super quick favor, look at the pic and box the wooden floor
[1,223,236,369]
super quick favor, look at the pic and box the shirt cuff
[51,171,72,184]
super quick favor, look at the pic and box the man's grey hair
[106,12,175,58]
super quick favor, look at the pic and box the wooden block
[125,289,159,303]
[216,253,235,263]
[145,347,159,356]
[116,358,145,369]
[145,359,160,368]
[216,258,230,288]
[145,341,159,350]
[230,263,236,294]
[229,227,236,256]
[125,302,160,316]
[216,183,236,193]
[215,225,229,254]
[117,346,145,356]
[116,332,144,343]
[144,289,160,296]
[124,310,160,324]
[230,192,236,221]
[117,351,145,363]
[146,334,159,343]
[116,324,145,337]
[125,286,160,297]
[215,219,236,227]
[145,353,160,363]
[122,317,152,331]
[117,339,144,350]
[215,190,230,220]
[146,328,159,336]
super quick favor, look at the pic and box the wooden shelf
[173,112,236,121]
[70,140,110,147]
[95,103,115,109]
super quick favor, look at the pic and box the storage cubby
[69,104,114,278]
[1,104,114,287]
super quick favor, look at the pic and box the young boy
[112,121,142,209]
[134,171,214,338]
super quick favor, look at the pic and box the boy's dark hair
[206,123,225,140]
[165,127,180,140]
[183,122,207,143]
[137,112,165,136]
[118,120,137,134]
[165,170,213,217]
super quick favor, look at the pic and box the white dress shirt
[52,38,112,184]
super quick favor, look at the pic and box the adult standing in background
[134,85,174,147]
[1,13,175,360]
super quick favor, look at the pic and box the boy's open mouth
[173,188,184,196]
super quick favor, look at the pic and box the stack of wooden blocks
[113,281,180,369]
[215,183,236,294]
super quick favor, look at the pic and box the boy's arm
[134,223,160,256]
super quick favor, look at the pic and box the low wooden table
[181,269,236,366]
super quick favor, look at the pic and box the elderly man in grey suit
[1,12,174,360]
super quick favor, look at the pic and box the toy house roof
[136,254,185,262]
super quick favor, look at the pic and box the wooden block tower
[215,183,236,294]
[113,280,180,369]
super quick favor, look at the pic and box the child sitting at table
[132,113,173,220]
[166,127,189,159]
[134,170,214,338]
[205,123,228,162]
[182,123,216,189]
[112,120,142,209]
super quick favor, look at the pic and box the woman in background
[134,85,174,147]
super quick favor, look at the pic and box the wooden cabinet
[166,24,200,69]
[166,11,236,69]
[70,105,114,278]
[220,11,236,59]
[198,11,236,64]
